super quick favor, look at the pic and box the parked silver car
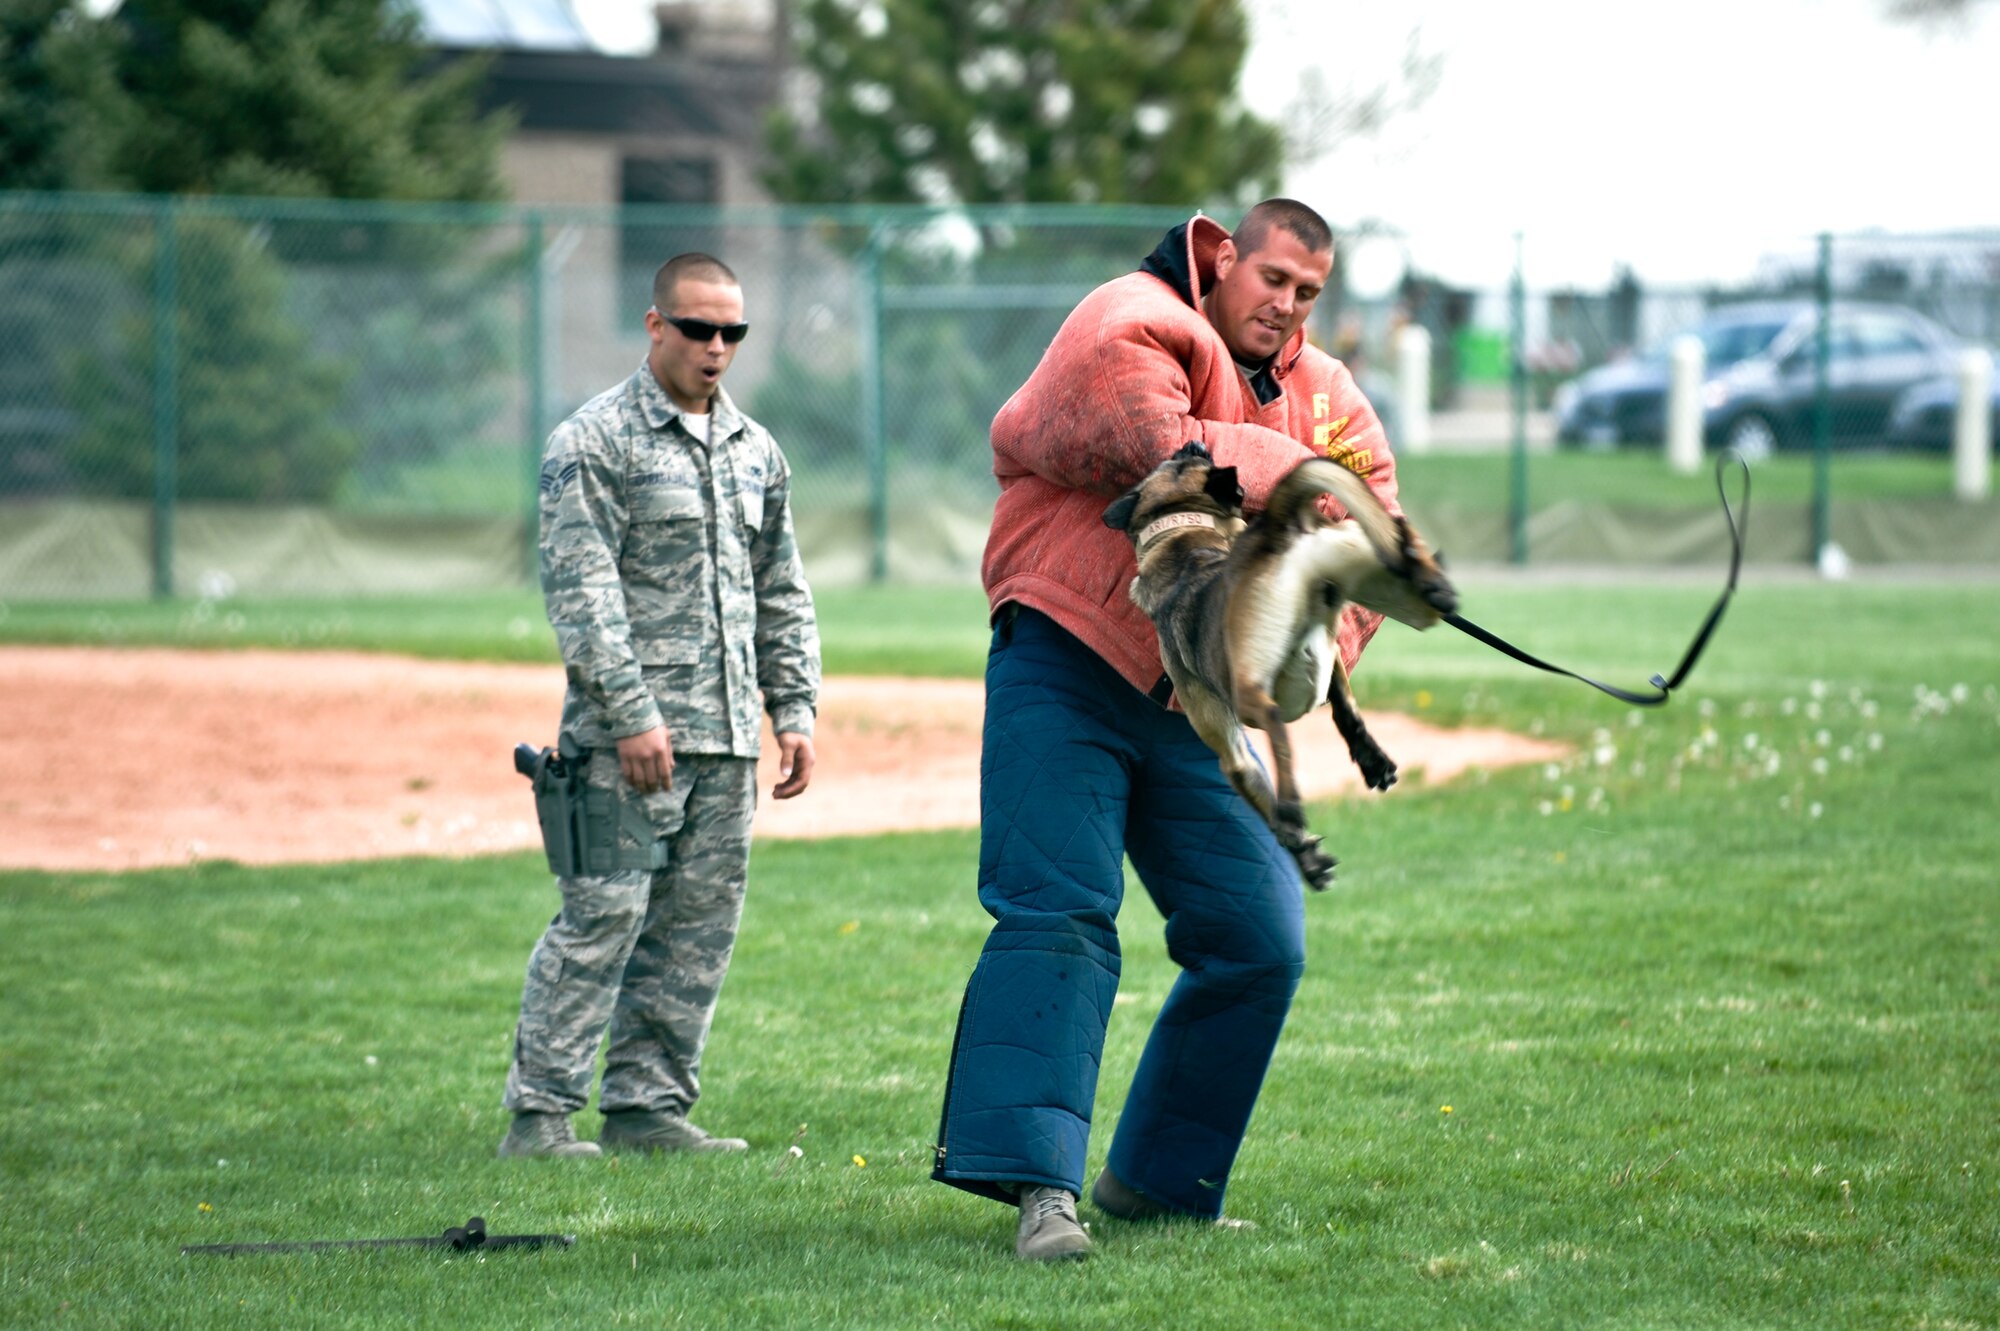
[1555,301,1963,459]
[1883,368,2000,453]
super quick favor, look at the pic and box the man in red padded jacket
[931,199,1407,1260]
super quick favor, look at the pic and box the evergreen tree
[8,0,521,505]
[764,0,1283,207]
[0,0,80,190]
[57,0,509,201]
[62,217,361,502]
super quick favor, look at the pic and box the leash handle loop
[1444,451,1750,707]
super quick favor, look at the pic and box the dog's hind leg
[1237,682,1305,808]
[1183,694,1279,820]
[1184,694,1335,889]
[1236,680,1339,891]
[1327,657,1398,791]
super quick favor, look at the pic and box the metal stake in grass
[182,1215,574,1257]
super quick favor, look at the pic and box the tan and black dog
[1102,441,1457,889]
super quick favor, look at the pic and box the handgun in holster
[513,739,668,876]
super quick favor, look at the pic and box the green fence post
[1811,231,1833,563]
[1508,231,1529,565]
[150,197,179,600]
[523,210,547,585]
[858,223,889,584]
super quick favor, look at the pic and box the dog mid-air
[1102,442,1458,889]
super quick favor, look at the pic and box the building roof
[411,0,598,51]
[413,0,777,147]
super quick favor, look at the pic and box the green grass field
[1394,449,1987,510]
[279,443,1996,519]
[0,586,995,677]
[3,580,1997,1328]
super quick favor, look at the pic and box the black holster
[514,742,667,876]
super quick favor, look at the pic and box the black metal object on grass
[183,1215,574,1257]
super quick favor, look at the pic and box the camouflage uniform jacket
[538,363,820,758]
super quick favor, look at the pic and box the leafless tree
[1883,0,1992,22]
[1281,26,1443,170]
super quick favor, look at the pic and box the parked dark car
[1883,367,2000,452]
[1554,301,1963,459]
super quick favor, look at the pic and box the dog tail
[1266,457,1407,567]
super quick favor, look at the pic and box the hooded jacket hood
[1137,217,1224,306]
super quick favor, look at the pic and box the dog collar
[1135,510,1218,554]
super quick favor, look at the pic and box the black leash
[183,1215,574,1257]
[1442,452,1750,707]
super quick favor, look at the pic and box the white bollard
[1666,334,1705,475]
[1394,323,1432,454]
[1954,347,1992,502]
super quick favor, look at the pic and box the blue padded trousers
[931,607,1305,1218]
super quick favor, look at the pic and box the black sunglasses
[657,311,750,345]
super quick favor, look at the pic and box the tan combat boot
[599,1110,749,1154]
[496,1111,602,1158]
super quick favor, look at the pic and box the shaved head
[1230,199,1333,262]
[652,252,739,312]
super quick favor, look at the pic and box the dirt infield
[1,646,1566,872]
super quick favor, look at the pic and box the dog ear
[1172,440,1211,462]
[1103,486,1143,531]
[1204,465,1243,510]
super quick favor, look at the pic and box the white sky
[1245,0,2000,288]
[573,0,2000,288]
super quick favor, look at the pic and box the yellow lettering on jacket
[1314,416,1352,451]
[1341,448,1373,475]
[1312,392,1330,417]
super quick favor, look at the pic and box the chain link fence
[0,194,1195,597]
[3,194,1996,600]
[1367,227,2000,571]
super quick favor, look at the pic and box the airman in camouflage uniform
[499,253,820,1160]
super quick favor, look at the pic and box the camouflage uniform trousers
[503,747,757,1116]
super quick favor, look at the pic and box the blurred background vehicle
[1553,301,1963,459]
[1884,367,2000,452]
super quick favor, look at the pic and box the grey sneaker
[599,1109,749,1154]
[496,1111,602,1159]
[1090,1168,1256,1229]
[1015,1185,1092,1261]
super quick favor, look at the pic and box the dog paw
[1295,839,1338,891]
[1357,749,1398,792]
